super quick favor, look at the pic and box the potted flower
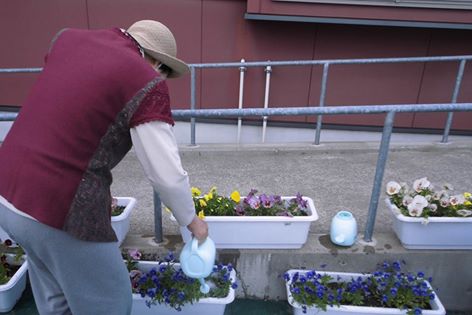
[285,260,446,315]
[385,177,472,249]
[124,249,237,315]
[0,239,28,313]
[172,187,318,249]
[111,197,137,246]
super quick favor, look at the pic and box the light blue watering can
[330,210,358,247]
[180,237,216,294]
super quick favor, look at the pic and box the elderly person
[0,20,207,315]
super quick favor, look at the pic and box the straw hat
[127,20,189,78]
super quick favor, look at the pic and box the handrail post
[237,59,246,144]
[153,189,163,243]
[190,66,197,146]
[262,64,272,143]
[441,59,466,143]
[314,63,329,145]
[363,111,396,242]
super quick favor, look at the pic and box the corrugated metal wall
[1,0,471,131]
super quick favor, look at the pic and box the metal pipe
[441,59,466,143]
[153,189,163,243]
[262,64,272,143]
[363,111,396,242]
[237,59,246,144]
[314,63,330,145]
[185,55,472,69]
[190,66,197,146]
[171,103,472,118]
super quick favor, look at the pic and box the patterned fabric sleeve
[129,79,175,128]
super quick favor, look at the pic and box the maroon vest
[0,28,174,241]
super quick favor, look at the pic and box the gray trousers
[0,202,132,315]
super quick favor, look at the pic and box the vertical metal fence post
[262,64,272,143]
[314,63,330,145]
[237,59,246,144]
[190,66,197,146]
[153,189,163,243]
[441,59,466,143]
[363,111,396,242]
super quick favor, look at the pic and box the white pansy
[440,197,449,207]
[386,181,402,195]
[457,210,472,217]
[402,195,413,207]
[413,177,431,193]
[407,195,428,217]
[432,190,444,201]
[425,195,432,202]
[449,194,466,206]
[428,203,438,212]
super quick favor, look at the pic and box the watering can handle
[191,237,199,253]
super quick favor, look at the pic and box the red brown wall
[1,0,471,131]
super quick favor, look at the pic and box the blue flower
[283,272,290,282]
[417,271,425,278]
[231,282,238,289]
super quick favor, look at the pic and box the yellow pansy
[464,192,471,199]
[199,199,207,207]
[464,201,472,206]
[205,192,214,201]
[191,187,201,197]
[198,210,205,219]
[210,186,217,194]
[230,190,241,203]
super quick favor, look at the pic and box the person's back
[0,27,160,241]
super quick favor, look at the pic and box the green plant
[0,239,24,285]
[111,197,125,216]
[386,177,472,218]
[191,186,309,218]
[285,260,437,315]
[124,249,237,311]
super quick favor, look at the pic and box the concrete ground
[110,122,472,312]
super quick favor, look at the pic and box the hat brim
[143,48,189,78]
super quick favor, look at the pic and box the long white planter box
[111,197,136,246]
[131,261,235,315]
[387,199,472,249]
[285,269,446,315]
[175,196,318,249]
[0,255,28,313]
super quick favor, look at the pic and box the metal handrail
[187,55,471,145]
[1,56,471,243]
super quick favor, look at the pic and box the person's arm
[130,121,208,240]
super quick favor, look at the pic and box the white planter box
[0,255,28,313]
[175,196,318,249]
[285,269,446,315]
[111,197,136,246]
[131,261,235,315]
[387,199,472,249]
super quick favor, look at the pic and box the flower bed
[386,178,472,249]
[0,239,28,313]
[125,250,237,315]
[172,187,318,249]
[111,197,136,246]
[285,261,445,315]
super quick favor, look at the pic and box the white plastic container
[131,261,235,315]
[174,196,318,249]
[330,210,357,246]
[0,256,28,313]
[285,269,446,315]
[387,199,472,249]
[111,197,136,246]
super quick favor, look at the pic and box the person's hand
[186,216,208,241]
